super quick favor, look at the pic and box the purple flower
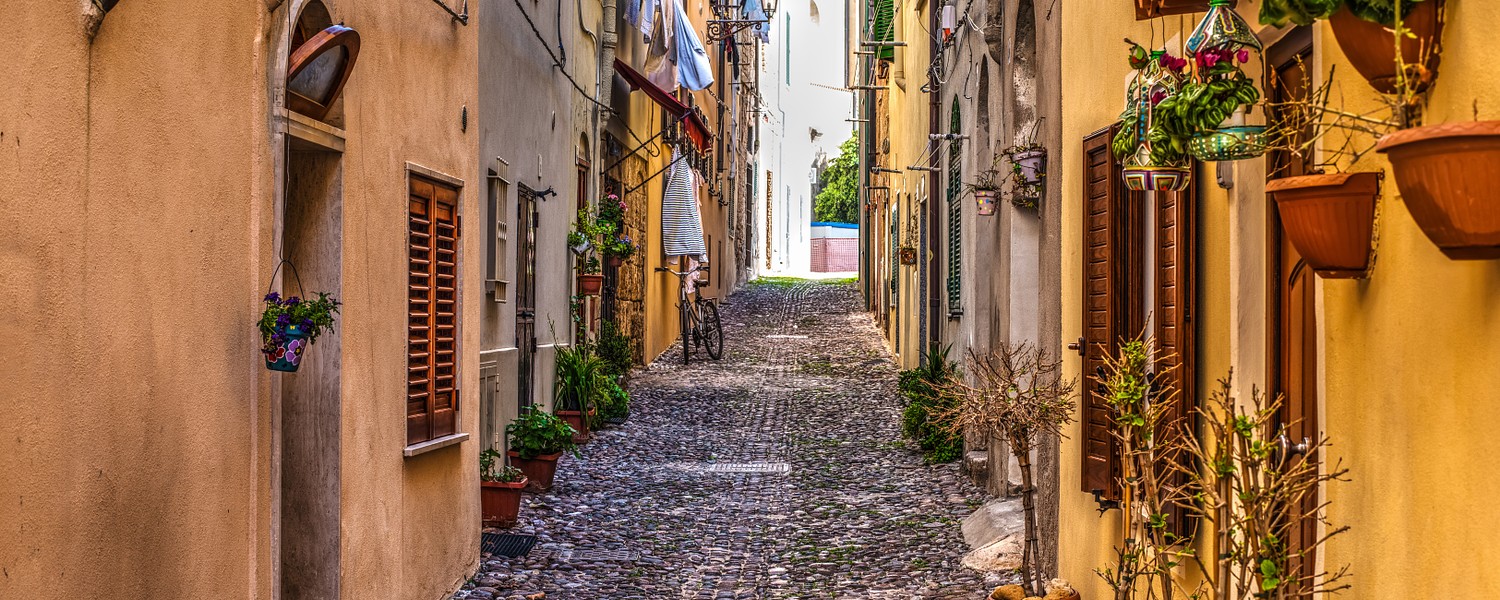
[302,318,314,329]
[276,314,291,327]
[1150,89,1168,106]
[286,296,300,305]
[265,292,281,303]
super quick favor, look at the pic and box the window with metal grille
[946,99,962,316]
[408,175,461,445]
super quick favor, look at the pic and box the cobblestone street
[454,278,998,599]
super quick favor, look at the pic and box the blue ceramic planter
[264,325,310,372]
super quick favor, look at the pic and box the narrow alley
[455,279,996,599]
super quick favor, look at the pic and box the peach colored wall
[0,0,480,598]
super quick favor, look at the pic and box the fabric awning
[614,58,712,153]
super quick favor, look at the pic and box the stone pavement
[453,279,1008,600]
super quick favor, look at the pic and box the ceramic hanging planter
[1265,172,1383,279]
[1377,121,1500,259]
[258,260,340,373]
[1189,125,1270,162]
[1013,149,1047,185]
[1123,165,1192,192]
[1328,0,1444,95]
[975,189,999,216]
[1114,46,1194,191]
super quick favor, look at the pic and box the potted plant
[1378,121,1500,259]
[259,290,340,372]
[554,342,607,443]
[1261,0,1443,94]
[1163,372,1351,599]
[479,449,528,527]
[938,344,1077,598]
[1168,1,1270,162]
[899,246,918,265]
[601,234,638,268]
[569,209,609,295]
[505,407,579,491]
[967,168,1003,216]
[1000,142,1046,209]
[1113,43,1193,191]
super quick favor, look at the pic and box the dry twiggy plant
[1165,371,1351,600]
[937,343,1077,597]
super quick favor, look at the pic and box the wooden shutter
[946,100,962,315]
[408,175,461,445]
[1079,126,1142,501]
[1135,0,1233,20]
[872,0,895,60]
[1155,165,1199,535]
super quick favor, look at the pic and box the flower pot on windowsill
[577,274,604,295]
[507,451,562,492]
[1328,1,1444,95]
[975,189,999,216]
[1123,165,1191,192]
[481,477,528,527]
[1266,172,1383,279]
[1013,149,1046,185]
[1376,121,1500,259]
[263,324,309,372]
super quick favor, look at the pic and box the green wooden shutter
[946,100,962,315]
[871,0,895,61]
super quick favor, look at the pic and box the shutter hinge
[456,215,463,238]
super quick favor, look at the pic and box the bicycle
[656,264,724,363]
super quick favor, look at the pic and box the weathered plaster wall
[0,2,273,598]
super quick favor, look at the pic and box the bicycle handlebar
[654,265,710,276]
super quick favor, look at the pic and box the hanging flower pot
[1265,172,1383,279]
[899,247,917,264]
[1188,125,1270,162]
[605,255,624,269]
[1123,165,1192,192]
[1377,121,1500,259]
[577,273,605,296]
[258,262,340,373]
[975,189,999,216]
[1012,149,1046,185]
[1328,0,1444,95]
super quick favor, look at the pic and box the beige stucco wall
[1057,1,1500,598]
[0,0,480,598]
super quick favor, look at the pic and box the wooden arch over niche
[286,0,360,121]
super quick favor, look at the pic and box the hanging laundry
[673,0,714,91]
[644,0,678,90]
[661,148,708,260]
[745,0,770,43]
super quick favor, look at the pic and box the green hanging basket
[1188,125,1271,162]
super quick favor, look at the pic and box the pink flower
[1150,89,1168,105]
[1237,48,1250,64]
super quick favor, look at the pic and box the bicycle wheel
[680,296,693,364]
[699,300,724,360]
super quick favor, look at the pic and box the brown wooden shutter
[1154,164,1198,535]
[1079,126,1142,501]
[1135,0,1233,20]
[408,175,461,445]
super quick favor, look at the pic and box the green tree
[813,137,860,224]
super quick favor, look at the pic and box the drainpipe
[593,0,620,210]
[925,0,940,350]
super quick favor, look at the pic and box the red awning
[613,58,712,153]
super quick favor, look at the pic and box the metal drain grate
[480,533,536,558]
[765,334,809,339]
[706,462,791,474]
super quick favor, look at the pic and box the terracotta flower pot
[1266,172,1383,279]
[605,255,624,268]
[556,409,591,443]
[975,189,999,216]
[480,477,528,527]
[507,451,561,491]
[1328,1,1444,95]
[577,274,604,296]
[1377,120,1500,259]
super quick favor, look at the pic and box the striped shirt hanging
[662,147,708,259]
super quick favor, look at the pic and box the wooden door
[1266,27,1319,592]
[516,185,539,409]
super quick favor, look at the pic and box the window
[946,99,962,316]
[486,169,510,301]
[408,175,462,446]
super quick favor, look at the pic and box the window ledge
[403,432,470,458]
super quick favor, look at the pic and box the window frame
[404,166,468,455]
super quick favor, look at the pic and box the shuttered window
[1079,126,1139,501]
[408,175,461,445]
[946,99,962,316]
[1078,126,1198,520]
[871,0,895,60]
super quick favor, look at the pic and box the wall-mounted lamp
[534,187,558,200]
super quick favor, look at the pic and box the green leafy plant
[479,449,525,483]
[1158,47,1260,139]
[1260,0,1424,27]
[554,342,608,414]
[597,192,626,229]
[505,407,579,459]
[259,291,340,355]
[898,343,963,464]
[599,375,631,421]
[581,255,602,275]
[596,321,635,378]
[1113,43,1193,167]
[813,137,860,224]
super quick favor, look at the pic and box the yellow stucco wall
[1058,1,1500,598]
[0,1,480,598]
